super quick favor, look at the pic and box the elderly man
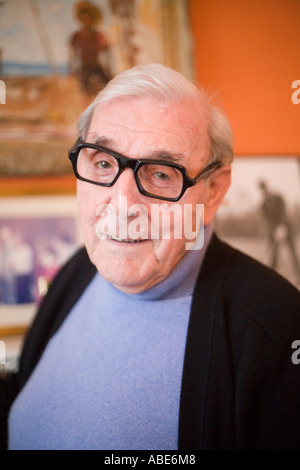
[1,64,300,450]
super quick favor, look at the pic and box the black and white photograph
[215,156,300,289]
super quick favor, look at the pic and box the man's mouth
[106,235,149,243]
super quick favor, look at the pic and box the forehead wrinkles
[90,105,196,134]
[88,98,209,162]
[89,122,203,149]
[88,120,184,138]
[91,96,205,130]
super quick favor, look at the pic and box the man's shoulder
[206,233,295,281]
[28,245,95,340]
[49,245,95,288]
[18,247,96,388]
[219,237,297,292]
[199,234,300,333]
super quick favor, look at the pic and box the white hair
[77,63,234,166]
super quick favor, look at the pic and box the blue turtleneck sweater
[9,226,213,450]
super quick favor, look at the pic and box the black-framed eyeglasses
[68,141,222,202]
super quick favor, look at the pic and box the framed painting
[0,0,193,177]
[0,193,82,336]
[215,155,300,290]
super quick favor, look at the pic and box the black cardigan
[1,234,300,450]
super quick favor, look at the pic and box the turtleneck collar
[107,223,214,301]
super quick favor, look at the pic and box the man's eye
[96,160,112,169]
[154,171,170,181]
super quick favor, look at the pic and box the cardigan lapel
[178,234,234,449]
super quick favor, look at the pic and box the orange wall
[188,0,300,156]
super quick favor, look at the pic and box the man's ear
[204,165,231,225]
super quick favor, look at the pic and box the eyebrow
[87,135,186,163]
[91,135,113,147]
[149,151,185,163]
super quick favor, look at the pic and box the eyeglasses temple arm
[193,160,223,183]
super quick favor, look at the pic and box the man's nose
[110,167,141,207]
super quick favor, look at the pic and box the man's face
[77,96,229,293]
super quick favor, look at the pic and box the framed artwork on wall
[0,193,82,336]
[0,0,193,178]
[215,155,300,290]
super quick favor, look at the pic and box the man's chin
[86,237,175,293]
[100,269,154,294]
[90,251,155,294]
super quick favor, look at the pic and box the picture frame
[215,155,300,290]
[0,0,193,178]
[0,191,82,336]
